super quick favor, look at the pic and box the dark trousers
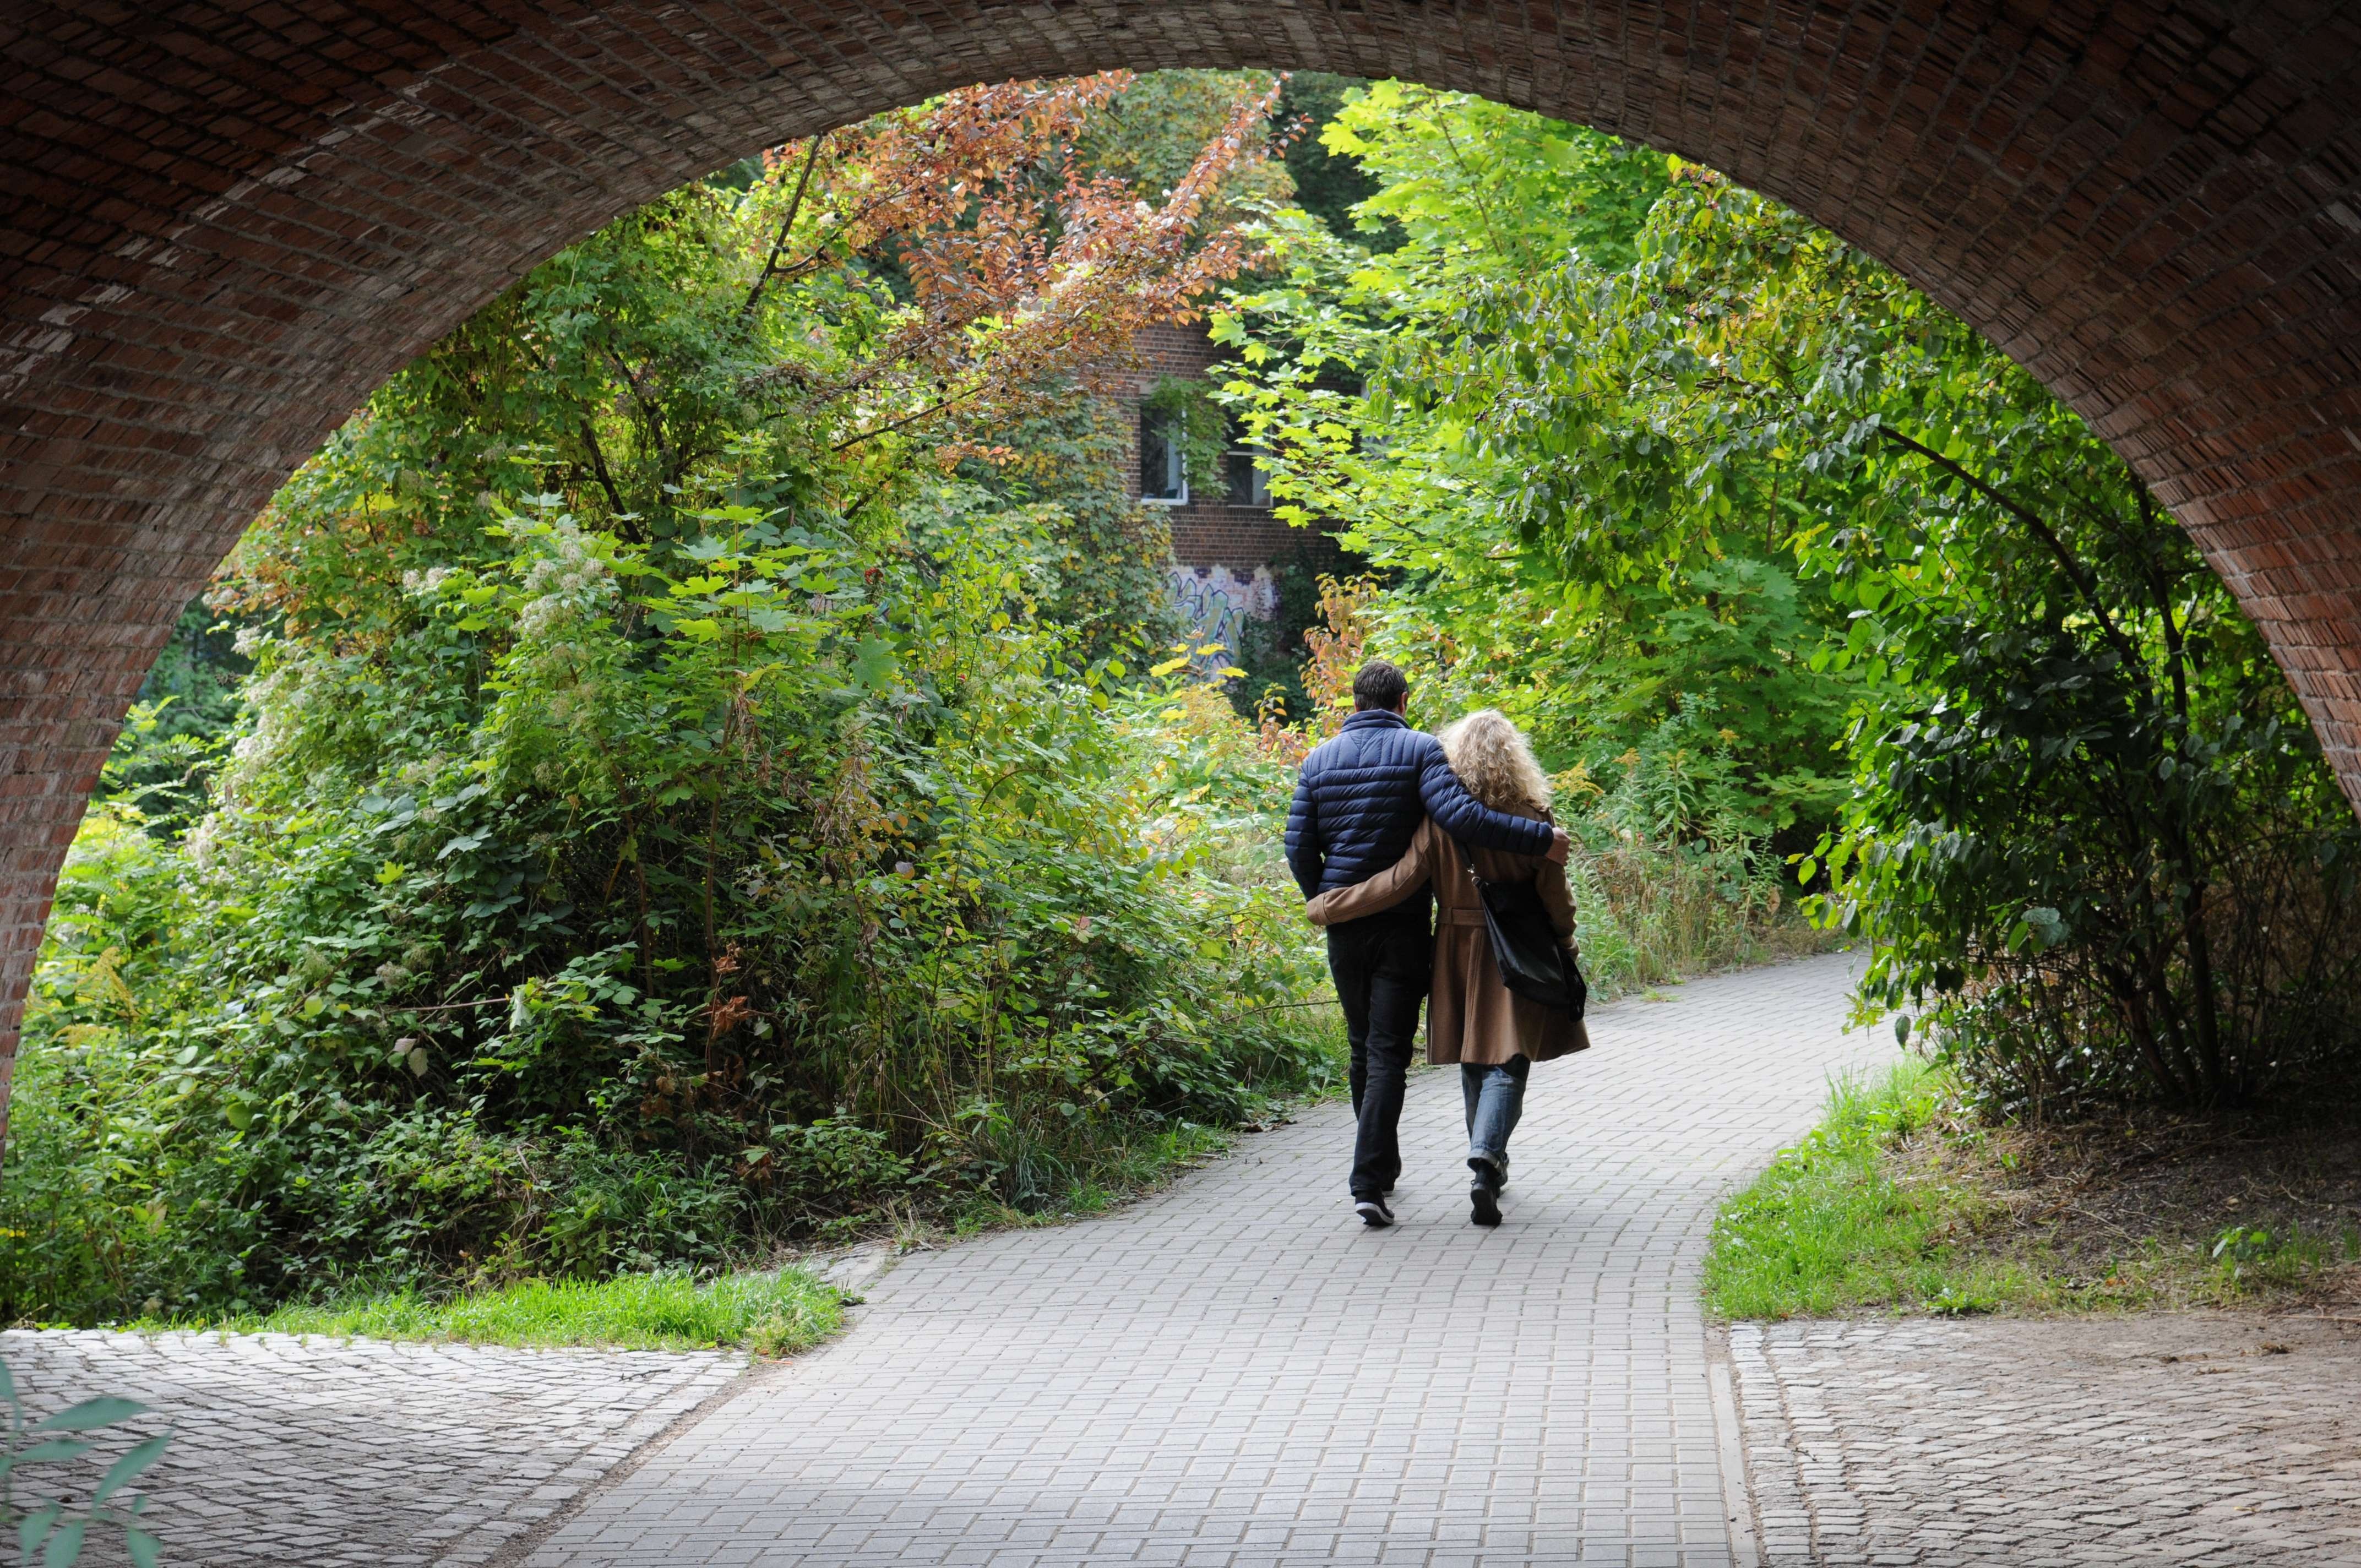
[1326,908,1432,1200]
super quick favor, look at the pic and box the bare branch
[743,135,827,320]
[1875,424,2147,680]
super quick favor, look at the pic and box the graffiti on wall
[1166,564,1277,676]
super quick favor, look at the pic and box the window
[1224,446,1270,508]
[1139,409,1188,504]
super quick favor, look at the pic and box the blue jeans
[1461,1055,1530,1184]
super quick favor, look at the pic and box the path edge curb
[1706,1321,1765,1568]
[469,1356,768,1568]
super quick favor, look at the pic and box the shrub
[2,498,1331,1326]
[3,75,1337,1326]
[1808,418,2361,1113]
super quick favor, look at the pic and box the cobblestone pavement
[23,955,2361,1567]
[1731,1313,2361,1566]
[0,1330,743,1566]
[526,952,1879,1567]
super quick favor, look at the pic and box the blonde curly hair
[1440,709,1551,815]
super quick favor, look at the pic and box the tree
[1219,89,1845,843]
[1223,88,2361,1106]
[1495,173,2361,1108]
[3,74,1332,1324]
[1271,74,1386,245]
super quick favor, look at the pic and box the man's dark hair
[1352,658,1409,713]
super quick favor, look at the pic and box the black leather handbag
[1470,869,1588,1019]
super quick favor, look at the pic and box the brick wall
[9,1,2361,1135]
[1122,318,1350,589]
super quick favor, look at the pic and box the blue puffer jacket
[1285,710,1554,899]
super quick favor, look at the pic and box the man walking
[1286,660,1570,1227]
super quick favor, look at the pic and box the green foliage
[2,81,1332,1327]
[958,400,1182,659]
[1223,542,1329,726]
[1075,70,1296,221]
[1140,375,1233,497]
[1316,80,1669,269]
[1272,74,1388,246]
[0,1362,167,1568]
[1218,90,1846,831]
[187,1266,843,1354]
[1217,85,1835,980]
[1559,702,1831,997]
[1227,83,2361,1107]
[98,600,252,836]
[1538,173,2361,1107]
[2197,1223,2348,1293]
[1604,189,2361,1109]
[4,488,1328,1325]
[1816,438,2361,1108]
[132,601,251,744]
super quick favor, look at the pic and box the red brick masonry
[6,1,2361,1133]
[1124,319,1347,578]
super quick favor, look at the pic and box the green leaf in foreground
[30,1399,144,1435]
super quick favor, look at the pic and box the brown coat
[1307,814,1591,1066]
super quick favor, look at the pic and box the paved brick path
[21,953,2361,1565]
[6,954,1876,1567]
[524,953,1878,1567]
[0,1331,743,1567]
[1730,1314,2361,1566]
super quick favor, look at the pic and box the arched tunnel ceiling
[4,0,2361,1106]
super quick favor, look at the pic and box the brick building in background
[1123,320,1351,663]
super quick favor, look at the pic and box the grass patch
[140,1266,845,1355]
[1703,1059,2031,1318]
[1704,1059,2361,1319]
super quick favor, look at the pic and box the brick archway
[6,1,2361,1123]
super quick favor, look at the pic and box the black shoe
[1469,1155,1507,1194]
[1469,1178,1502,1228]
[1354,1196,1395,1228]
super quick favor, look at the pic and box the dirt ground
[1900,1088,2361,1312]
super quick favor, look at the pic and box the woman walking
[1307,709,1588,1226]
